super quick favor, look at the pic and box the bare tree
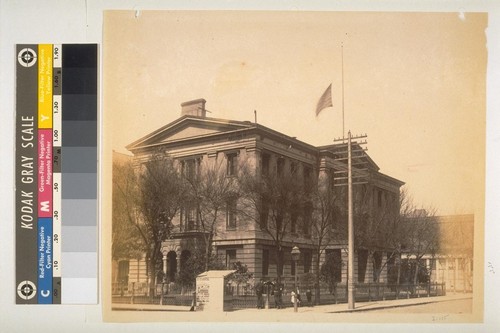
[184,159,239,271]
[238,166,305,283]
[112,159,145,262]
[137,151,186,296]
[334,184,408,285]
[401,203,439,286]
[308,175,338,304]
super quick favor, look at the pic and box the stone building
[119,98,404,291]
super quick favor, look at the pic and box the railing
[228,282,446,310]
[112,281,446,310]
[112,282,196,306]
[112,282,149,296]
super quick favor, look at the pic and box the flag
[315,83,333,116]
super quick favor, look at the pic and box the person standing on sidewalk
[306,289,312,307]
[291,288,301,307]
[274,281,283,309]
[255,279,264,309]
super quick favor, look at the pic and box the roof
[197,270,237,278]
[126,113,404,186]
[126,114,321,154]
[126,115,254,151]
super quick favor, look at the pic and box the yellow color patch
[38,44,52,129]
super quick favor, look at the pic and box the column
[163,254,168,278]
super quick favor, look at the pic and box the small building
[400,213,474,293]
[432,214,474,292]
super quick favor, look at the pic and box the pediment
[127,116,252,150]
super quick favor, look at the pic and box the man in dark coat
[255,279,264,309]
[274,282,283,309]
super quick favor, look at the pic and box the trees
[184,159,239,271]
[375,187,440,287]
[176,248,226,288]
[228,261,254,295]
[114,145,441,296]
[112,158,145,262]
[401,207,439,286]
[320,251,342,294]
[238,166,305,284]
[308,175,339,304]
[137,151,187,296]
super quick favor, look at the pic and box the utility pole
[333,131,368,310]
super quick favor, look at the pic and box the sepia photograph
[102,10,486,323]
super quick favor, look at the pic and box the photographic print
[102,10,485,323]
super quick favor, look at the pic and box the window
[290,162,297,175]
[430,258,436,271]
[303,165,312,182]
[262,153,270,176]
[302,202,312,236]
[262,249,269,276]
[303,165,313,193]
[277,250,284,276]
[182,205,197,231]
[182,158,199,181]
[277,157,285,178]
[226,153,238,176]
[325,249,342,283]
[260,199,269,229]
[118,260,129,284]
[226,198,237,229]
[358,249,368,283]
[226,249,237,269]
[290,212,297,233]
[303,251,312,273]
[329,249,342,283]
[372,252,382,282]
[387,253,397,284]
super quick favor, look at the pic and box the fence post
[190,291,196,311]
[131,282,135,304]
[368,283,371,301]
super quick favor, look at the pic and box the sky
[104,11,487,216]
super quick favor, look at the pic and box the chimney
[181,98,206,117]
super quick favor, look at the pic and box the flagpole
[341,42,345,141]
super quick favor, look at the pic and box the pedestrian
[291,288,301,308]
[255,279,264,309]
[306,289,312,307]
[274,281,283,309]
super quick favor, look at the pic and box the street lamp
[291,246,301,313]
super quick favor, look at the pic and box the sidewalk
[111,293,471,313]
[243,293,471,314]
[112,303,192,312]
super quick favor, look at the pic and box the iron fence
[112,281,446,310]
[225,282,446,310]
